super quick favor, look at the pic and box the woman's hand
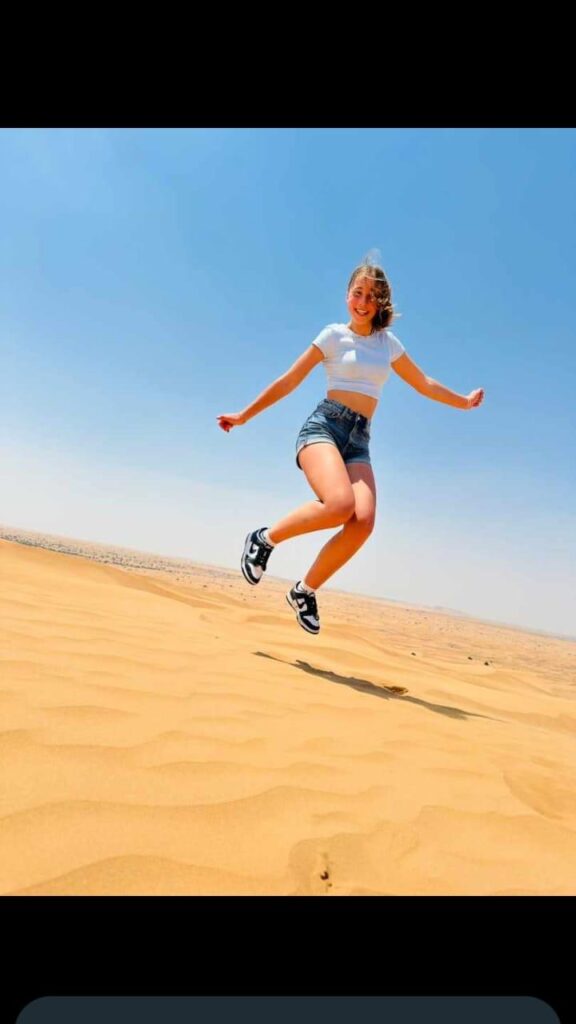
[465,388,485,409]
[217,411,247,432]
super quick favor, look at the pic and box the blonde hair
[347,251,399,332]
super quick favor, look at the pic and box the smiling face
[346,274,380,334]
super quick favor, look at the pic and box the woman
[217,259,484,635]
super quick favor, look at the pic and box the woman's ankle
[298,578,316,593]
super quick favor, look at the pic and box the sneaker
[286,582,320,634]
[241,527,274,585]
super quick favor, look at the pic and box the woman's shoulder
[382,327,406,359]
[313,322,348,341]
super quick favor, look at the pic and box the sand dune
[1,528,575,895]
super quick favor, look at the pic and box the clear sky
[1,127,575,638]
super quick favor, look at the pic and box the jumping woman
[217,258,484,635]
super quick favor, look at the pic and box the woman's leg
[268,443,356,543]
[303,462,376,590]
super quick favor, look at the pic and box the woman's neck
[347,319,374,337]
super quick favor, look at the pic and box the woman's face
[346,275,379,331]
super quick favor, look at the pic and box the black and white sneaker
[241,527,274,585]
[286,582,320,634]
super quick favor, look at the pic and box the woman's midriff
[326,389,378,419]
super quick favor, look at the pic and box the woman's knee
[355,516,375,537]
[324,491,356,523]
[352,508,376,534]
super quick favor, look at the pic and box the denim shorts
[295,398,372,471]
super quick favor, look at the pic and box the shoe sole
[285,591,320,634]
[241,532,261,586]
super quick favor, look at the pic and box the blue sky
[1,127,575,638]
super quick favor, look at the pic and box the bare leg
[268,443,355,543]
[303,463,377,589]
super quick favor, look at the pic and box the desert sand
[1,525,575,895]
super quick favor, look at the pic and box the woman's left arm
[391,352,484,410]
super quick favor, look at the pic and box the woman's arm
[391,352,484,410]
[217,344,324,431]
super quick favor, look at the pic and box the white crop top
[312,323,405,400]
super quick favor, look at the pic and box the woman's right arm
[217,344,324,432]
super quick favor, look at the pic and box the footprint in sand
[318,853,333,893]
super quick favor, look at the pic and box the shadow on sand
[254,652,498,722]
